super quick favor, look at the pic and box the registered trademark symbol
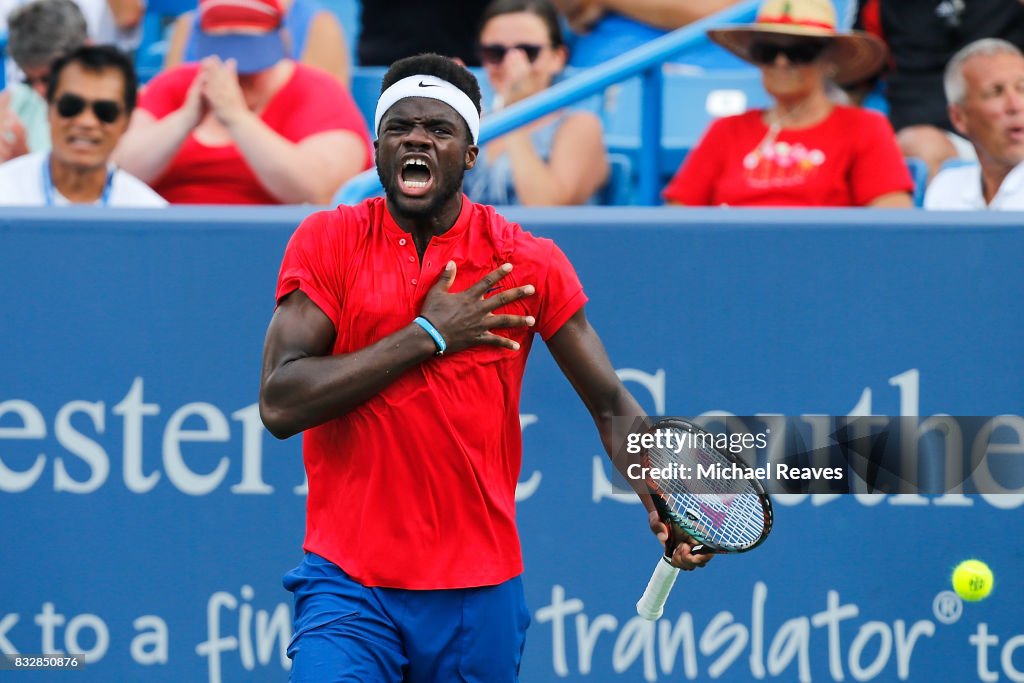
[933,591,963,624]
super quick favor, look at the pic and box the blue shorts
[283,553,530,683]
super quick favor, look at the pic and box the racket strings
[646,437,767,550]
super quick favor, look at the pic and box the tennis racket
[635,418,773,620]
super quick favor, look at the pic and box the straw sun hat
[707,0,887,85]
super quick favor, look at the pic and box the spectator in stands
[664,0,913,208]
[163,0,351,85]
[556,0,747,69]
[0,0,88,163]
[463,0,608,206]
[0,0,142,53]
[358,1,491,67]
[850,0,1024,180]
[925,39,1024,210]
[114,0,371,205]
[0,45,165,206]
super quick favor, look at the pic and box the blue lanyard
[41,155,115,207]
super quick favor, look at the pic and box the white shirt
[0,152,167,207]
[925,161,1024,210]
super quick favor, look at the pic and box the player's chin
[388,190,437,217]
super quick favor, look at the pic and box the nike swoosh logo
[418,81,440,88]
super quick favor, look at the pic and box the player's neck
[387,194,464,252]
[49,156,109,203]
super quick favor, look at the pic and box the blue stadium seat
[905,156,929,208]
[351,66,386,129]
[134,0,197,83]
[598,153,633,206]
[601,67,767,193]
[0,31,6,90]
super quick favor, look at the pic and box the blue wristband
[413,316,447,356]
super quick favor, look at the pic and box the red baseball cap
[194,0,287,74]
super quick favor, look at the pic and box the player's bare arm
[259,262,535,439]
[546,307,711,570]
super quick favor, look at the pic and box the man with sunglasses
[0,0,88,164]
[0,45,165,206]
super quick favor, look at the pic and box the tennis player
[259,53,710,682]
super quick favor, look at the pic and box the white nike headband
[374,74,481,144]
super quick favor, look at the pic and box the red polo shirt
[275,196,587,588]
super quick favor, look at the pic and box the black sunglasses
[54,92,123,124]
[749,41,827,65]
[478,43,547,65]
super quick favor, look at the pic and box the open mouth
[400,157,434,196]
[67,135,101,151]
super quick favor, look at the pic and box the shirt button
[409,256,415,262]
[399,238,407,246]
[411,278,418,285]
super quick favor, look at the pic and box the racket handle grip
[636,556,680,621]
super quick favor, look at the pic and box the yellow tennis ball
[952,560,994,601]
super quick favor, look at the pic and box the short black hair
[380,53,483,142]
[46,45,139,114]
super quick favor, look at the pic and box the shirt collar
[381,193,474,243]
[990,161,1024,208]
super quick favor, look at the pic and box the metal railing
[337,0,758,206]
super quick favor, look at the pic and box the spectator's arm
[0,91,29,162]
[594,0,739,30]
[504,111,608,205]
[200,58,366,204]
[227,114,367,204]
[300,11,351,86]
[114,108,199,183]
[163,13,194,69]
[867,191,913,208]
[107,0,144,30]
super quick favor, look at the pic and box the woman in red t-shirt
[663,0,914,208]
[114,0,371,205]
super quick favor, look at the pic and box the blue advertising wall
[1,206,1023,682]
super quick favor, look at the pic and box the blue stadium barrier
[2,206,1023,682]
